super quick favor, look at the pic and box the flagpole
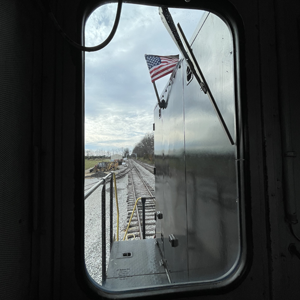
[145,54,179,108]
[152,82,161,106]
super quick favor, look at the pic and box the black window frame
[75,1,248,298]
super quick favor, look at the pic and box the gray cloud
[85,3,204,152]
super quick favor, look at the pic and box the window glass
[84,3,242,295]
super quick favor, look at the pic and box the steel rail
[134,159,154,174]
[123,197,142,241]
[124,159,156,240]
[132,160,155,203]
[130,160,156,239]
[115,166,131,179]
[128,162,143,240]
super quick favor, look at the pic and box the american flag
[145,54,179,82]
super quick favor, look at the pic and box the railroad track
[133,159,155,174]
[84,165,131,192]
[84,160,155,240]
[125,159,156,240]
[115,165,131,179]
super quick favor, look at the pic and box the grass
[85,158,111,170]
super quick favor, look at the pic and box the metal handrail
[84,172,118,283]
[113,173,120,241]
[84,173,112,200]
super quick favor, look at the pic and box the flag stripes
[145,55,179,82]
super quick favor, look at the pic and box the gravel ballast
[84,162,156,285]
[84,173,128,285]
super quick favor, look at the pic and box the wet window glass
[84,3,243,296]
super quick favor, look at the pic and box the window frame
[76,1,248,298]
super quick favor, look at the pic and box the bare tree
[132,133,154,161]
[86,149,92,159]
[123,148,130,158]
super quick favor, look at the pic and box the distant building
[111,154,122,161]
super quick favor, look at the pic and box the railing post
[110,175,113,250]
[142,197,146,239]
[101,181,106,282]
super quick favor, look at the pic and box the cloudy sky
[85,3,204,155]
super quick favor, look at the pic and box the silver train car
[154,11,243,284]
[103,11,243,293]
